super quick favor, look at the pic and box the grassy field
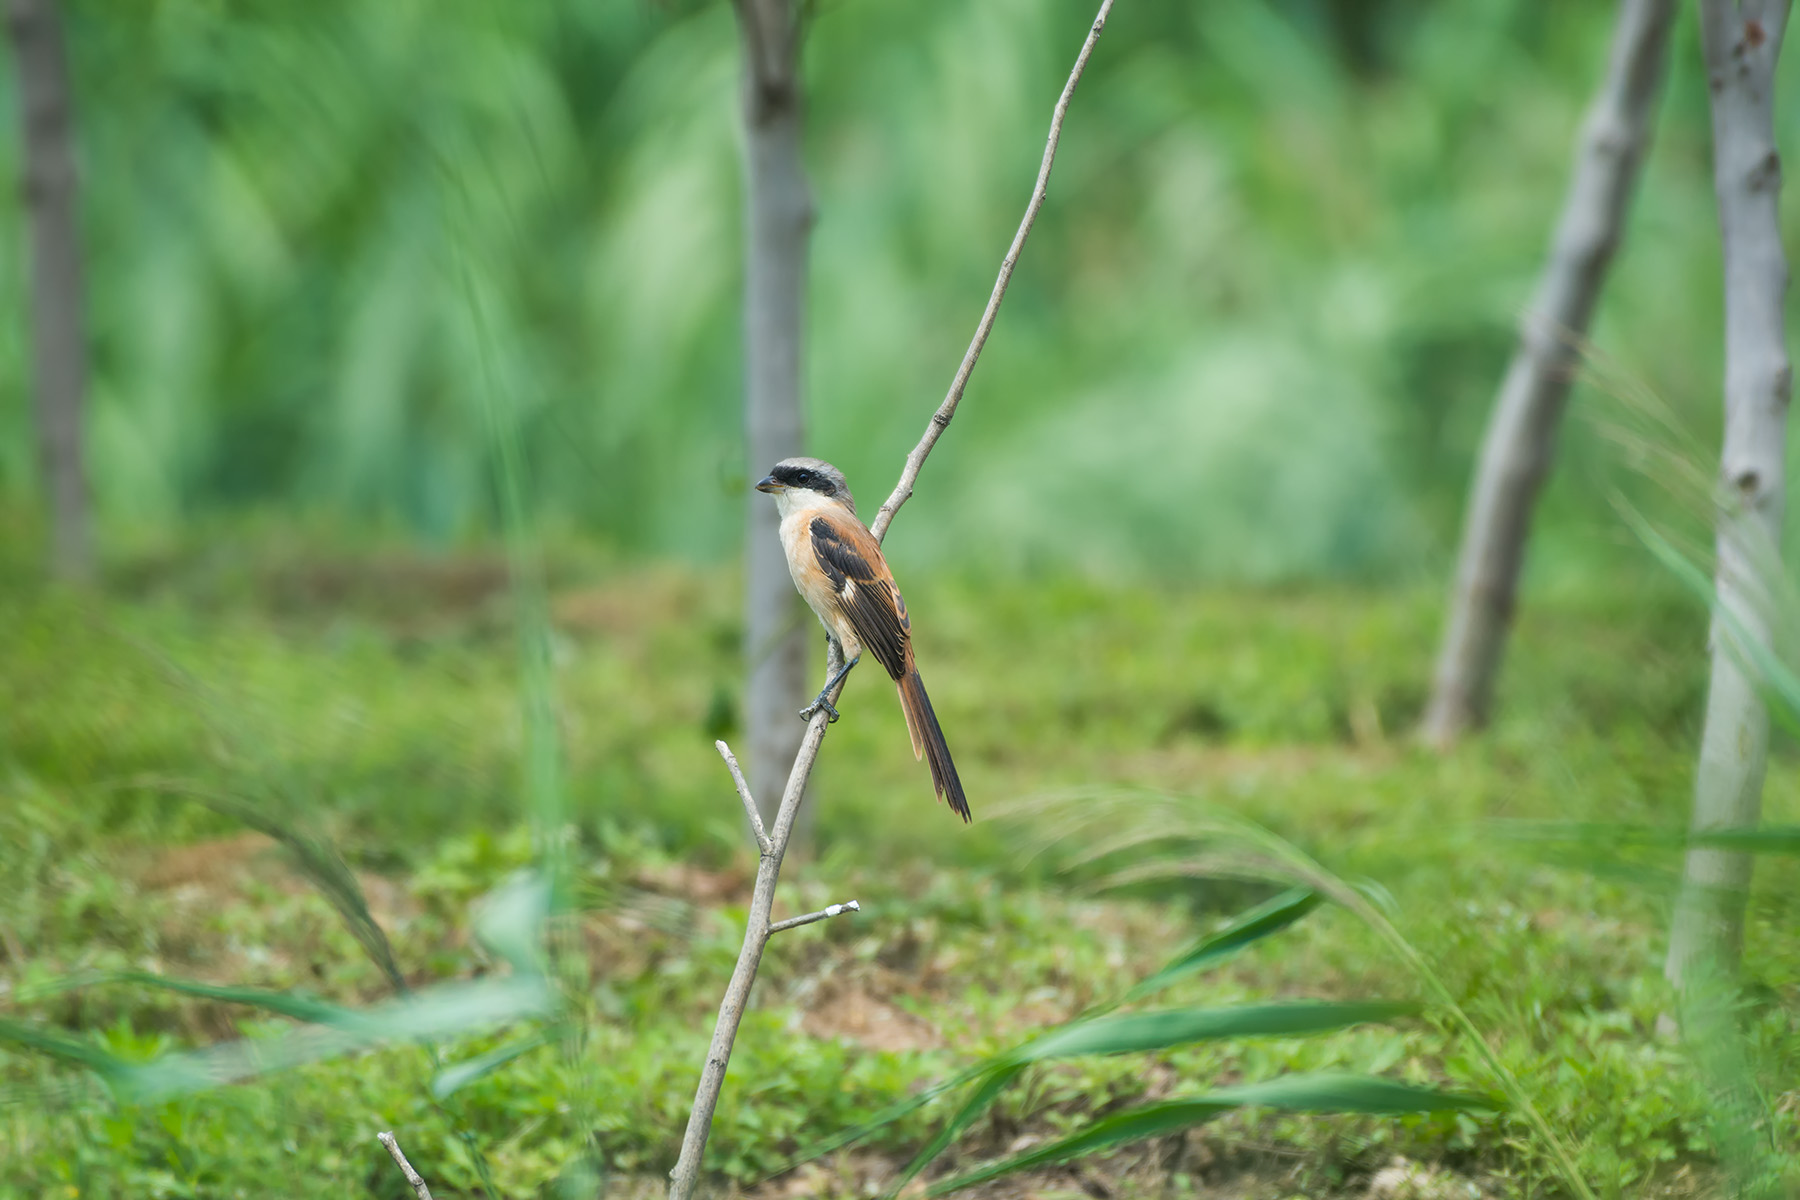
[5,537,1800,1198]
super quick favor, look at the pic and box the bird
[755,457,970,822]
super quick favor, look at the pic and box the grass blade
[24,971,363,1027]
[1005,1001,1411,1065]
[431,1026,560,1098]
[1690,825,1800,855]
[1125,888,1321,1002]
[889,1003,1412,1195]
[927,1074,1491,1195]
[1625,510,1800,733]
[122,975,555,1102]
[0,1019,138,1085]
[780,1067,984,1171]
[789,897,1359,1178]
[128,777,408,995]
[885,1064,1026,1198]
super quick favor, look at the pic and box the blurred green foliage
[10,2,1800,1195]
[8,555,1800,1193]
[3,0,1796,577]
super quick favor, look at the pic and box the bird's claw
[799,695,841,724]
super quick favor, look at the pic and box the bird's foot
[799,692,841,724]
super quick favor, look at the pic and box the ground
[3,539,1798,1197]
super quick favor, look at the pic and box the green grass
[5,545,1800,1196]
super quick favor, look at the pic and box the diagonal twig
[377,1131,434,1200]
[869,0,1116,544]
[716,739,772,854]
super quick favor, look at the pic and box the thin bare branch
[670,7,1115,1197]
[770,899,861,934]
[716,740,772,854]
[377,1131,434,1200]
[869,0,1115,543]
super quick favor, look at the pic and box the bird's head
[755,457,855,516]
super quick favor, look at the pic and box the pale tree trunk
[7,0,92,582]
[1665,0,1791,988]
[1421,0,1676,745]
[735,0,813,832]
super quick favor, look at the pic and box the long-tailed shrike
[755,457,970,822]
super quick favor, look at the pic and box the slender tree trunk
[1666,0,1791,989]
[7,0,91,582]
[1420,0,1676,745]
[736,0,813,831]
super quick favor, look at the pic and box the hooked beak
[754,475,782,493]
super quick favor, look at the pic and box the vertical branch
[737,0,816,832]
[1666,0,1792,987]
[1419,0,1676,744]
[667,7,1113,1196]
[7,0,92,582]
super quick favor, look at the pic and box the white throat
[772,488,840,521]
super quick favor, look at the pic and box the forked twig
[667,6,1115,1198]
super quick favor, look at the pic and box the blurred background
[9,1,1800,1196]
[1,0,1776,579]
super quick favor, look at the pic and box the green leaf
[474,870,551,974]
[120,975,555,1102]
[0,1019,139,1084]
[1625,512,1800,732]
[132,780,410,996]
[1690,826,1800,855]
[782,1068,981,1170]
[431,1025,560,1098]
[927,1074,1492,1195]
[1006,1001,1413,1064]
[1500,819,1800,859]
[1127,888,1321,1002]
[886,1004,1412,1196]
[26,971,364,1028]
[885,1064,1025,1198]
[1202,1072,1493,1113]
[792,895,1347,1180]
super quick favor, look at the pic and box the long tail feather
[896,670,970,822]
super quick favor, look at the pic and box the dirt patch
[263,554,512,623]
[801,983,943,1053]
[137,832,278,890]
[631,862,752,906]
[551,568,708,639]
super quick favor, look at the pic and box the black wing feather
[811,516,910,679]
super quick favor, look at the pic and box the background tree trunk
[1420,0,1676,745]
[1665,0,1791,989]
[735,0,813,832]
[8,0,92,582]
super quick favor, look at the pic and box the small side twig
[716,740,772,854]
[869,0,1115,544]
[769,899,861,934]
[377,1131,434,1200]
